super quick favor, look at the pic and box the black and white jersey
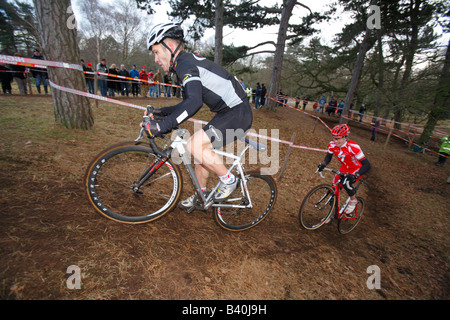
[157,51,250,133]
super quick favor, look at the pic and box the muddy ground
[0,94,448,303]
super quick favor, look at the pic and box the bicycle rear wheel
[337,197,364,234]
[84,142,183,224]
[299,184,336,230]
[213,171,277,231]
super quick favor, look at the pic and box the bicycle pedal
[185,206,195,214]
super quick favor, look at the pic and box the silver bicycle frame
[170,128,255,210]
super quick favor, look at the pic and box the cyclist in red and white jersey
[318,124,371,214]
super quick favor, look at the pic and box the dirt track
[0,95,448,301]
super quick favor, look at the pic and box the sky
[72,0,449,54]
[71,0,349,51]
[145,0,348,50]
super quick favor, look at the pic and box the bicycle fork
[132,157,168,193]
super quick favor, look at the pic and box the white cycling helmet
[147,23,184,50]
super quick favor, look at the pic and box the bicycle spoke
[299,185,335,230]
[338,197,364,234]
[213,172,277,231]
[85,143,182,224]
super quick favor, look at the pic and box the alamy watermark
[366,265,381,290]
[367,5,381,30]
[169,121,280,176]
[66,265,81,289]
[66,5,77,30]
[65,264,381,291]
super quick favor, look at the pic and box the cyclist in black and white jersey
[143,23,253,210]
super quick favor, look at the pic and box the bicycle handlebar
[315,167,354,191]
[316,167,339,178]
[136,111,172,159]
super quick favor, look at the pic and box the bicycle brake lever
[342,176,354,190]
[135,127,145,141]
[135,115,152,141]
[315,168,325,178]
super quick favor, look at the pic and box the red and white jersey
[327,140,366,173]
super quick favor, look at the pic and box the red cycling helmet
[331,124,350,137]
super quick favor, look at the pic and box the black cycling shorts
[203,102,253,149]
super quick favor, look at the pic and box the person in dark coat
[30,49,48,94]
[0,63,13,94]
[107,64,118,97]
[11,53,27,94]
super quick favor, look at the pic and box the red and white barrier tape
[0,54,180,88]
[12,54,448,156]
[48,79,327,152]
[0,54,323,153]
[48,80,146,111]
[265,89,449,138]
[0,54,82,72]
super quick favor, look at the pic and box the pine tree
[33,0,94,130]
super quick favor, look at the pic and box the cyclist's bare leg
[187,129,228,188]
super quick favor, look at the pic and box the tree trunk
[418,39,450,145]
[374,28,384,117]
[266,0,296,111]
[214,0,224,65]
[33,0,94,130]
[340,0,377,124]
[393,0,421,130]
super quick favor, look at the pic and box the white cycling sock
[219,172,235,184]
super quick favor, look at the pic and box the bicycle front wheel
[213,171,277,231]
[299,184,336,230]
[337,197,364,234]
[84,142,183,224]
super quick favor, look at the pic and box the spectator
[148,69,156,97]
[327,97,337,116]
[139,66,149,97]
[338,100,344,116]
[277,89,284,107]
[96,58,108,97]
[370,117,381,141]
[436,136,450,167]
[172,73,178,97]
[0,63,13,94]
[302,97,308,110]
[254,82,262,109]
[129,65,139,97]
[359,104,366,122]
[163,71,172,97]
[30,48,48,94]
[349,102,354,118]
[118,64,130,96]
[11,53,27,94]
[313,101,318,112]
[295,97,300,109]
[84,62,95,94]
[154,69,162,97]
[261,83,267,107]
[245,86,252,100]
[239,78,245,90]
[318,96,326,113]
[107,63,118,97]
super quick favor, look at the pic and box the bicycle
[84,109,277,231]
[298,167,367,234]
